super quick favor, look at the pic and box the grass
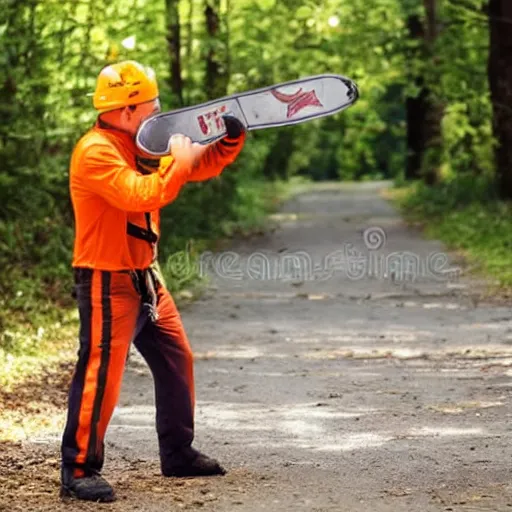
[0,311,78,392]
[0,310,79,441]
[386,177,512,290]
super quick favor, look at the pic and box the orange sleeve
[78,142,191,212]
[187,134,246,182]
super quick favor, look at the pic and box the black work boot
[60,466,116,503]
[161,446,226,477]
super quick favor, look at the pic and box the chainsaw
[136,74,359,157]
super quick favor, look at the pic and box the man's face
[119,99,161,135]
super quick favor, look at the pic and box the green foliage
[396,175,498,215]
[0,0,507,358]
[434,0,494,179]
[441,99,495,177]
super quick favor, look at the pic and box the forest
[1,0,511,343]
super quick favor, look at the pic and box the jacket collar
[95,117,137,151]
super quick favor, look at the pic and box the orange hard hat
[93,60,159,113]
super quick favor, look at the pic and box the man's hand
[222,115,245,139]
[169,134,207,170]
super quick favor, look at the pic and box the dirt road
[4,181,512,511]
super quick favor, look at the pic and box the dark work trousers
[60,267,195,477]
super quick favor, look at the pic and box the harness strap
[127,157,160,248]
[127,215,158,244]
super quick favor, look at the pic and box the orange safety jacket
[69,120,245,271]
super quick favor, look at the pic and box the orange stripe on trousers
[96,277,139,444]
[74,271,139,468]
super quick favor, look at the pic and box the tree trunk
[405,14,427,180]
[263,131,294,180]
[421,101,444,186]
[184,0,193,104]
[403,2,443,184]
[423,0,437,44]
[204,0,228,100]
[488,0,512,199]
[165,0,183,107]
[225,0,231,82]
[419,0,443,186]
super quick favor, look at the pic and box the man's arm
[77,140,193,212]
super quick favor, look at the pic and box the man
[60,60,246,503]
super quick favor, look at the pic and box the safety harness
[94,118,162,322]
[129,154,161,322]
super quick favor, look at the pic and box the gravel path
[5,181,512,512]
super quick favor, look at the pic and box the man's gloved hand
[222,114,245,139]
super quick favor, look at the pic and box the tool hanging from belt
[130,267,160,322]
